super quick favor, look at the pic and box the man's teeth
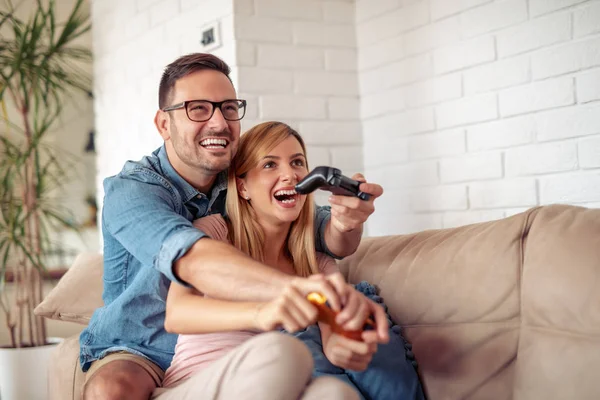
[200,138,227,147]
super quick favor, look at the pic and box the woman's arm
[165,277,322,335]
[165,282,261,334]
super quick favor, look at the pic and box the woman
[161,122,424,399]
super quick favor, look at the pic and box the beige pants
[152,332,359,400]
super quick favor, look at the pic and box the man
[81,53,386,399]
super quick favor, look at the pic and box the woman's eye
[263,161,275,169]
[292,159,305,167]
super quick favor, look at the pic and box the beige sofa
[36,204,600,399]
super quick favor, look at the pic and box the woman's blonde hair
[225,121,319,277]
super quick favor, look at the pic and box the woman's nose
[281,167,298,183]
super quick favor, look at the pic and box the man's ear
[154,110,170,141]
[236,177,249,200]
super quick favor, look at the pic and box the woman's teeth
[274,189,297,204]
[274,189,296,196]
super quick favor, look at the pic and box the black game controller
[295,166,371,201]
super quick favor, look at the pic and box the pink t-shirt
[161,214,338,388]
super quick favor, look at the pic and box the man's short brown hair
[158,53,232,109]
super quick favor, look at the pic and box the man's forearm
[324,221,363,258]
[174,238,294,302]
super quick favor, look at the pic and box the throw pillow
[34,252,104,325]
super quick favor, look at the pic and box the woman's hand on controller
[290,273,345,312]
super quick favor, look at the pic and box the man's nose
[207,107,228,130]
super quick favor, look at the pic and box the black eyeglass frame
[161,99,247,122]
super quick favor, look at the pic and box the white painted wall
[356,0,600,235]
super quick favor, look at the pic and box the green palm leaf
[0,0,91,348]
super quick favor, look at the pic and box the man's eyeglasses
[162,99,247,122]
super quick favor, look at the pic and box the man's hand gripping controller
[306,292,375,341]
[295,166,371,201]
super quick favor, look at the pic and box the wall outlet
[199,20,221,52]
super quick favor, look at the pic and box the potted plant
[0,0,91,398]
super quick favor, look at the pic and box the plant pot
[0,337,62,400]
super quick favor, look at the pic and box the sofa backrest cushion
[514,205,600,400]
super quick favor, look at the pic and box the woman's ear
[236,177,250,200]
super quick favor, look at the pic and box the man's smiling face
[161,69,241,176]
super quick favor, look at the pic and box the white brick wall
[529,0,589,17]
[358,0,600,235]
[532,36,600,79]
[497,12,572,57]
[433,35,495,74]
[575,1,600,37]
[469,178,538,208]
[578,136,600,168]
[577,69,600,103]
[235,1,362,211]
[499,77,575,117]
[435,93,498,128]
[92,0,600,238]
[463,55,529,95]
[93,0,236,204]
[430,0,492,21]
[93,0,362,222]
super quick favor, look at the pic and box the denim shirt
[79,145,333,372]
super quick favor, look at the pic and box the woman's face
[239,136,309,227]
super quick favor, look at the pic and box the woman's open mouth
[273,189,298,207]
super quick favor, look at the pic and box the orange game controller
[306,292,375,341]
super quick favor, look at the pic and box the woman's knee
[252,332,314,376]
[304,376,361,400]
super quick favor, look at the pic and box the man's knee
[83,361,156,400]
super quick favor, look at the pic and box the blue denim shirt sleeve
[102,175,206,285]
[315,205,343,260]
